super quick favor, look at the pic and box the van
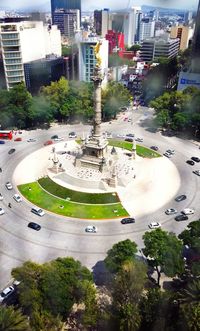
[31,206,45,217]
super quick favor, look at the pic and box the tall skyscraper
[94,9,110,37]
[53,9,80,37]
[191,0,200,72]
[51,0,81,24]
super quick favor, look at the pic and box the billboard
[177,71,200,90]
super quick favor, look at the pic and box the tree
[128,44,141,52]
[80,280,98,329]
[143,229,184,285]
[30,96,53,126]
[104,239,138,273]
[0,306,30,331]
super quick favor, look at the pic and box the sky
[0,0,199,11]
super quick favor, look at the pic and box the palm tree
[0,305,30,331]
[179,279,200,304]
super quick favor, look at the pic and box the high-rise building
[191,0,200,72]
[0,21,61,90]
[94,9,110,37]
[139,18,155,42]
[53,9,80,37]
[51,0,81,24]
[170,25,193,51]
[76,32,108,83]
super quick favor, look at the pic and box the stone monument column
[93,67,102,138]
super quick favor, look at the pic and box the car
[175,214,189,222]
[0,140,5,144]
[150,146,159,151]
[175,194,187,202]
[186,160,195,165]
[8,148,15,154]
[0,207,5,215]
[148,222,161,229]
[31,206,45,216]
[125,137,134,142]
[181,208,194,215]
[44,140,53,146]
[135,137,143,142]
[0,286,15,303]
[28,222,41,231]
[85,225,97,233]
[14,137,22,141]
[126,133,134,138]
[163,152,172,158]
[53,137,64,141]
[27,138,37,142]
[121,217,135,224]
[166,149,175,154]
[51,134,58,139]
[165,208,177,215]
[0,193,3,201]
[5,182,13,190]
[13,194,22,203]
[68,132,77,138]
[191,157,200,162]
[117,134,126,138]
[193,170,200,176]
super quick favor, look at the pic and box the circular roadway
[0,107,200,287]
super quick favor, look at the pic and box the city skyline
[0,0,199,11]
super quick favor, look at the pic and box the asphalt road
[0,107,200,288]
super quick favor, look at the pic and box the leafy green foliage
[104,239,137,273]
[0,306,30,331]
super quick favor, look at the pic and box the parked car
[0,140,5,144]
[68,132,77,138]
[0,286,15,303]
[5,182,13,190]
[14,137,22,142]
[175,194,187,202]
[125,137,134,143]
[150,146,159,151]
[28,222,41,231]
[149,222,161,229]
[121,217,135,224]
[181,208,194,215]
[8,148,15,154]
[193,170,200,176]
[44,140,53,146]
[27,138,37,142]
[186,160,195,166]
[85,225,97,233]
[0,207,5,215]
[191,157,200,162]
[13,194,22,203]
[165,208,177,215]
[31,206,45,216]
[175,214,189,222]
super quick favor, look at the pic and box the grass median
[108,140,161,158]
[18,182,128,219]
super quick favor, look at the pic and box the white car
[148,222,161,229]
[85,225,97,233]
[27,138,37,142]
[135,137,143,142]
[0,286,15,302]
[117,134,126,138]
[0,194,3,201]
[68,132,77,138]
[164,152,172,158]
[166,149,175,154]
[182,208,194,215]
[165,208,177,215]
[0,207,5,215]
[13,194,22,203]
[5,182,13,190]
[54,137,64,141]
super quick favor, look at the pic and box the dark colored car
[191,157,200,162]
[150,146,159,151]
[186,160,195,166]
[175,195,187,202]
[125,138,134,142]
[51,135,58,139]
[121,217,135,224]
[126,133,134,138]
[28,222,41,231]
[175,214,189,222]
[0,140,5,144]
[8,148,15,154]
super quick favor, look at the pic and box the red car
[14,137,22,141]
[44,140,53,146]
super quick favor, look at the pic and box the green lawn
[18,182,128,219]
[108,140,160,158]
[38,177,119,204]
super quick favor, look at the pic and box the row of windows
[1,33,19,40]
[4,53,21,59]
[5,65,23,71]
[2,40,19,46]
[5,58,22,64]
[7,71,24,77]
[7,76,23,83]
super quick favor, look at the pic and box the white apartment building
[139,18,155,42]
[0,21,61,90]
[76,32,108,84]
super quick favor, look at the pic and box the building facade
[138,18,155,42]
[105,30,125,54]
[94,9,110,37]
[0,21,61,90]
[51,0,81,24]
[53,9,80,37]
[170,25,192,50]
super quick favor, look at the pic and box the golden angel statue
[93,41,102,67]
